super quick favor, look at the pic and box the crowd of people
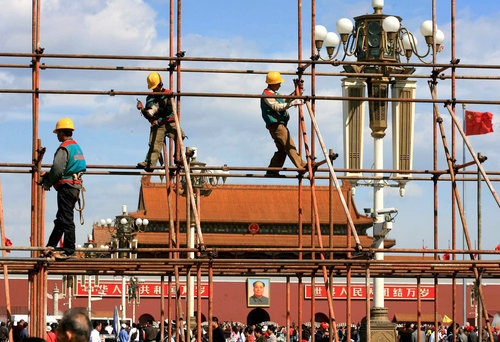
[0,308,92,342]
[396,322,500,342]
[104,319,500,342]
[0,313,499,342]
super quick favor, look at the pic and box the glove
[136,100,144,111]
[290,99,303,106]
[293,79,304,90]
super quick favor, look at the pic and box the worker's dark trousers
[47,185,80,255]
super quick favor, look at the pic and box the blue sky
[1,0,500,257]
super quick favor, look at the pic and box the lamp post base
[360,307,397,342]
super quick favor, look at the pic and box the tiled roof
[92,224,114,247]
[133,176,372,227]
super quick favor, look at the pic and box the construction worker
[136,72,186,172]
[41,118,86,260]
[261,71,307,176]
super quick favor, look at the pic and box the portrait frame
[247,277,270,307]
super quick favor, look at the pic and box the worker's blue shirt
[119,329,129,342]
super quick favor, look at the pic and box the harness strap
[73,172,85,225]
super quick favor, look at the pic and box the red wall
[0,277,498,325]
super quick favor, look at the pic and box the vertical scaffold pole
[0,177,13,341]
[429,84,495,342]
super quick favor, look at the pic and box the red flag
[443,253,450,260]
[4,237,12,253]
[422,244,427,257]
[465,110,494,136]
[495,244,500,251]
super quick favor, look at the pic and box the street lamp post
[179,147,221,336]
[99,207,149,323]
[315,0,444,340]
[101,207,149,259]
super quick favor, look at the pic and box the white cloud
[39,0,158,54]
[0,72,15,86]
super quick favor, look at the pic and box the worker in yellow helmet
[40,118,86,260]
[261,72,306,176]
[136,72,186,171]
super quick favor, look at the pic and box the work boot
[137,162,154,172]
[53,251,73,260]
[265,171,280,177]
[41,248,53,258]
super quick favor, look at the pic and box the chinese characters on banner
[76,281,209,298]
[304,285,434,300]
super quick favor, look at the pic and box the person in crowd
[119,323,129,342]
[56,308,91,342]
[129,323,140,342]
[254,327,266,342]
[0,322,9,342]
[230,325,240,342]
[104,323,114,335]
[168,324,176,342]
[19,322,28,341]
[45,323,58,342]
[244,327,254,342]
[410,324,426,342]
[238,327,245,342]
[315,323,328,342]
[267,326,276,342]
[466,326,479,342]
[145,321,158,342]
[89,321,101,342]
[211,317,225,342]
[457,328,467,342]
[300,328,310,342]
[399,322,413,342]
[13,319,25,342]
[350,327,359,342]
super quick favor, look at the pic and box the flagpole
[462,104,467,327]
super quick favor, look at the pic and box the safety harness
[73,172,85,225]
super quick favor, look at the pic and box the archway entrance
[247,308,270,326]
[314,312,329,323]
[138,313,155,325]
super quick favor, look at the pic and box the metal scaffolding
[0,1,500,342]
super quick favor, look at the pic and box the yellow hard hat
[147,72,162,89]
[266,71,285,84]
[53,118,75,133]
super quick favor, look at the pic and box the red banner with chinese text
[76,281,209,298]
[304,285,434,300]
